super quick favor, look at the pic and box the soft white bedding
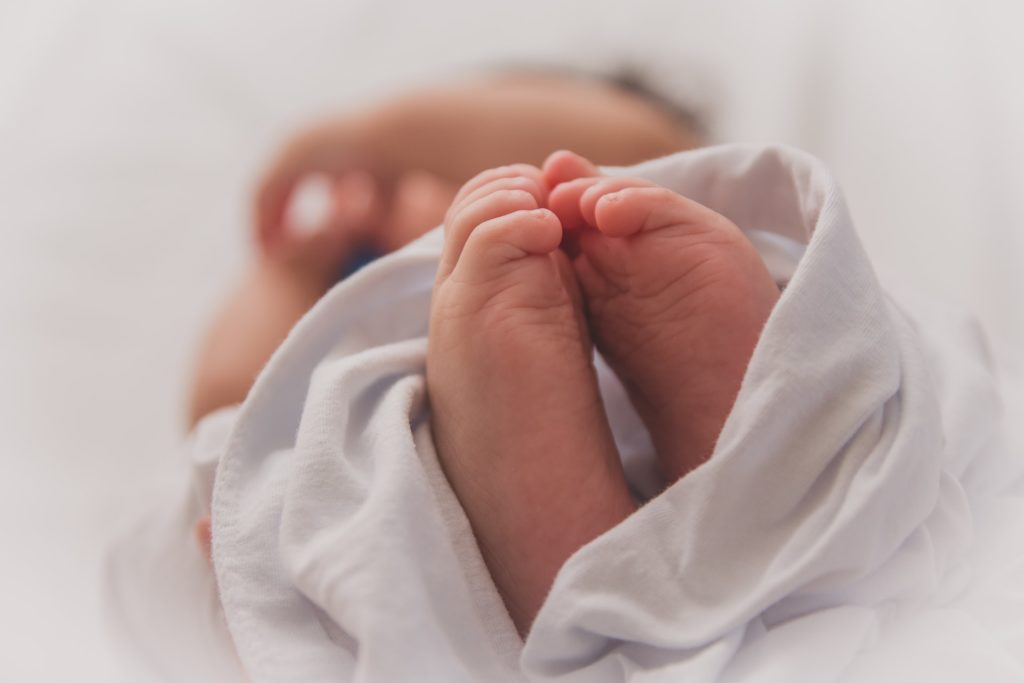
[2,1,1023,679]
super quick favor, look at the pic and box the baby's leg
[428,165,635,635]
[545,151,780,484]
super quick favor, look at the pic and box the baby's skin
[543,151,780,482]
[426,164,637,633]
[427,152,780,635]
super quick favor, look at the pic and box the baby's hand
[254,114,458,276]
[255,117,388,251]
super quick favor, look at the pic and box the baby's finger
[255,130,337,249]
[591,185,726,238]
[324,171,382,236]
[255,134,396,252]
[256,166,302,251]
[439,187,541,278]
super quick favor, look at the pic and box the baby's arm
[186,260,329,428]
[255,74,697,253]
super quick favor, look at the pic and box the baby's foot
[544,151,780,484]
[427,164,635,635]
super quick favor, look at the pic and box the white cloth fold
[134,144,1023,682]
[104,407,244,682]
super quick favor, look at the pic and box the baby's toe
[550,177,660,234]
[447,164,546,219]
[548,177,601,232]
[440,187,541,277]
[581,179,721,239]
[446,174,547,225]
[455,209,563,279]
[541,150,601,188]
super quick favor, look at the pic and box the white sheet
[4,1,1024,679]
[194,145,1024,681]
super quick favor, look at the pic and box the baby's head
[375,69,704,249]
[460,67,705,167]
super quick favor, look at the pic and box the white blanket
[117,144,1024,681]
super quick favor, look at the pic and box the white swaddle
[110,145,1024,681]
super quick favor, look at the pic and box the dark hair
[603,68,706,142]
[486,63,706,143]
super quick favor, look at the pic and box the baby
[187,71,698,424]
[187,72,775,635]
[122,67,1023,683]
[428,151,779,633]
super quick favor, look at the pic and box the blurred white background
[1,0,1022,679]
